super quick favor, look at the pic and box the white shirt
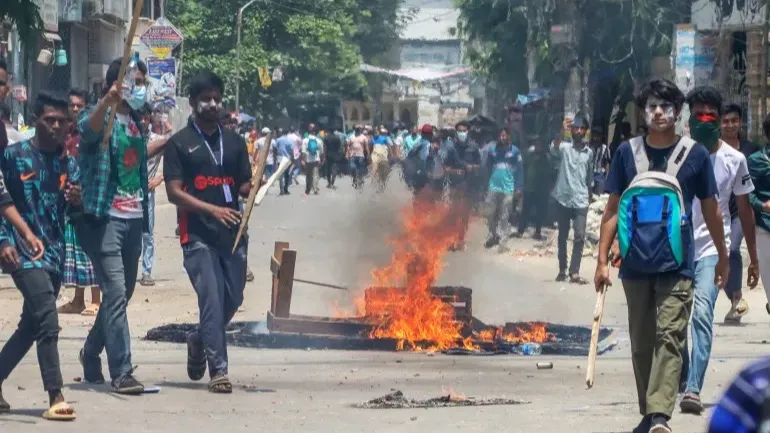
[301,135,324,163]
[693,141,755,260]
[257,137,273,164]
[5,124,24,144]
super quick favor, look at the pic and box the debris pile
[354,390,530,409]
[585,194,609,257]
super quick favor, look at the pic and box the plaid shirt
[77,107,149,230]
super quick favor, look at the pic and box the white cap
[261,127,271,134]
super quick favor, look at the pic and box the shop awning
[359,63,471,82]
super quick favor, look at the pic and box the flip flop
[80,304,100,317]
[57,301,85,315]
[42,401,76,421]
[570,275,589,285]
[208,375,233,394]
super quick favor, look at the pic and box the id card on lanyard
[193,124,233,203]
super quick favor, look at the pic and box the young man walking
[450,120,481,250]
[595,78,727,433]
[483,127,523,251]
[0,91,79,420]
[347,125,369,189]
[551,114,594,284]
[301,124,324,195]
[721,103,759,323]
[678,87,759,415]
[273,128,295,195]
[164,71,252,393]
[77,57,166,393]
[324,127,343,188]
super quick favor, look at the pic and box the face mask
[689,113,721,149]
[126,86,147,111]
[457,132,468,142]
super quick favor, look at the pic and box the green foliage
[168,0,405,119]
[0,0,45,54]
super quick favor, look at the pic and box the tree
[1,0,45,52]
[168,0,406,123]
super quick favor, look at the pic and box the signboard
[147,58,176,79]
[139,17,184,59]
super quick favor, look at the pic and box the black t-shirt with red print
[164,117,251,253]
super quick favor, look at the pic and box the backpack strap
[629,136,649,173]
[665,136,696,177]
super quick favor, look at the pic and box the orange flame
[476,323,555,344]
[361,193,466,351]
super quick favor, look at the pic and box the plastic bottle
[517,343,542,356]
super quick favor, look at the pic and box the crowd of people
[4,51,770,431]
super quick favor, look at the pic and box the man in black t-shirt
[324,127,343,188]
[164,71,252,394]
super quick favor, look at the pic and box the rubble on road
[354,390,531,409]
[585,194,609,257]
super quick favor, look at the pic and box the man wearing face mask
[595,78,726,433]
[77,57,166,394]
[678,86,758,416]
[450,120,480,250]
[164,71,252,394]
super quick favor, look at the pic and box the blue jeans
[279,158,292,193]
[141,191,156,277]
[77,216,143,381]
[681,254,719,394]
[350,156,366,188]
[725,218,743,300]
[265,163,275,179]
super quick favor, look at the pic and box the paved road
[0,174,768,432]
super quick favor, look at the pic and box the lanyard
[192,123,224,167]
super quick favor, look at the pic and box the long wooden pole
[586,284,607,390]
[232,134,272,253]
[100,0,146,151]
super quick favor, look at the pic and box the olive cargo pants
[622,275,693,417]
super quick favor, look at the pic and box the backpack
[307,137,319,155]
[617,136,695,274]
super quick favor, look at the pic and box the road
[0,174,768,433]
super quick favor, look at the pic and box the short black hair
[68,88,88,101]
[105,57,147,92]
[0,101,11,121]
[635,78,685,111]
[455,120,469,129]
[188,71,225,100]
[33,90,69,118]
[686,86,723,115]
[724,103,742,119]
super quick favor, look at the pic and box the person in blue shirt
[272,128,296,195]
[405,124,435,194]
[370,127,392,192]
[594,78,727,433]
[483,127,523,251]
[0,91,80,420]
[709,357,770,433]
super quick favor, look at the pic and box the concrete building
[343,0,474,129]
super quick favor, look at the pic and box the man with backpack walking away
[301,124,324,195]
[594,78,727,433]
[679,87,759,416]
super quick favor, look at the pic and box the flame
[441,386,467,402]
[361,193,467,351]
[476,322,555,344]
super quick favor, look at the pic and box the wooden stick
[99,0,146,152]
[255,157,290,206]
[233,134,272,253]
[293,278,348,291]
[586,284,608,390]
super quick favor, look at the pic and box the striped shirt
[709,357,770,433]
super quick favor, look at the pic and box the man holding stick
[164,71,252,393]
[77,57,167,394]
[594,78,726,433]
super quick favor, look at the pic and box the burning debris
[354,390,530,409]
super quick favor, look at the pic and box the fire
[477,322,555,344]
[361,194,467,351]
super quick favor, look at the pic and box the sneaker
[632,416,651,433]
[112,372,144,395]
[79,348,105,384]
[680,392,703,414]
[649,414,672,433]
[555,272,568,282]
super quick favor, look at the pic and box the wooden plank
[266,311,374,336]
[232,134,272,253]
[274,249,296,317]
[270,241,290,314]
[270,256,280,276]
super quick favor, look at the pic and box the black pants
[556,203,588,275]
[325,158,338,186]
[0,269,63,391]
[518,189,549,235]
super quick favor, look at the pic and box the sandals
[57,301,85,315]
[679,392,704,414]
[139,275,156,287]
[187,333,207,382]
[208,375,233,394]
[42,401,76,421]
[725,298,749,324]
[80,304,100,317]
[569,274,589,285]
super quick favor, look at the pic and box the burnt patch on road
[353,390,530,409]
